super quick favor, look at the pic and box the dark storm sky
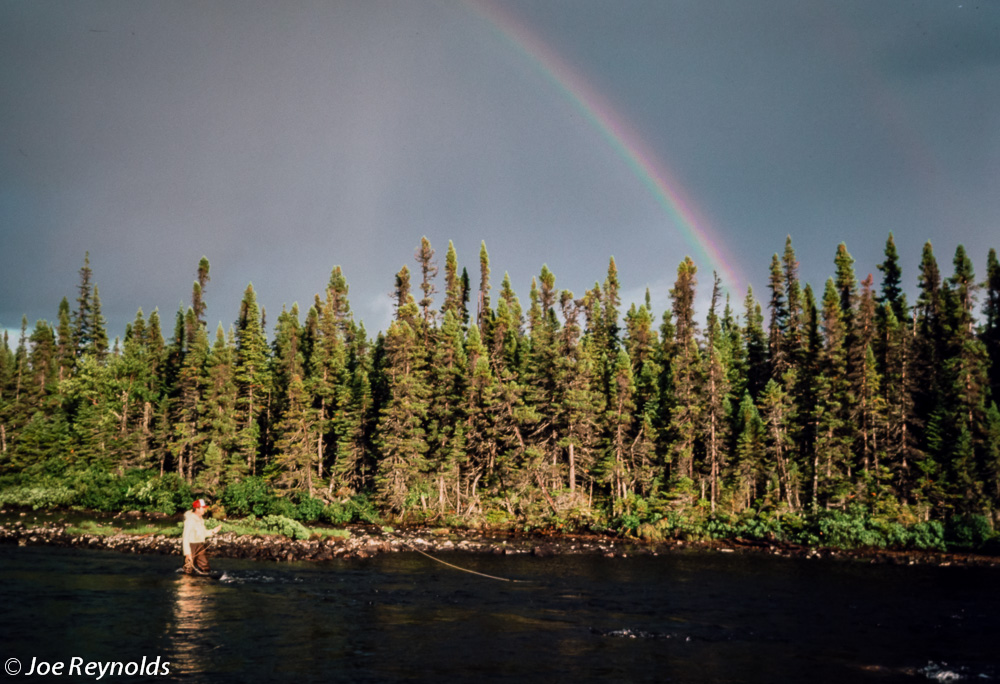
[2,0,998,343]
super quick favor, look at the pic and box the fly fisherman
[182,499,219,575]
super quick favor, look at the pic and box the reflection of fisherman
[182,499,218,575]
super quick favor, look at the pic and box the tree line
[2,235,999,530]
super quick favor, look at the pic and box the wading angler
[181,499,218,575]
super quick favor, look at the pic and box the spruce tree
[984,248,1000,403]
[56,297,74,380]
[374,311,430,514]
[667,257,702,483]
[703,273,731,511]
[169,309,208,483]
[415,236,438,333]
[426,310,469,512]
[269,308,318,496]
[478,242,492,333]
[743,287,769,399]
[814,278,853,508]
[442,241,463,323]
[880,305,919,501]
[192,256,211,328]
[734,391,767,511]
[234,284,269,476]
[877,233,908,321]
[73,252,95,358]
[767,253,787,379]
[197,325,241,491]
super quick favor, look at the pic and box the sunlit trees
[2,233,1000,530]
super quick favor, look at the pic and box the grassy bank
[1,470,998,555]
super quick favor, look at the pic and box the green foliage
[296,495,325,522]
[945,514,994,551]
[4,236,1000,549]
[321,494,381,525]
[909,520,946,551]
[258,514,312,540]
[0,483,78,509]
[221,476,275,517]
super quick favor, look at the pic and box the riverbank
[2,509,999,568]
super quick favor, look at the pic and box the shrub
[266,496,297,519]
[0,484,78,509]
[259,514,312,540]
[910,520,946,551]
[221,477,276,517]
[120,471,192,515]
[296,495,325,522]
[946,514,994,551]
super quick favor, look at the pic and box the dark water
[1,545,996,683]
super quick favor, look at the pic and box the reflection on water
[168,575,217,676]
[1,545,998,683]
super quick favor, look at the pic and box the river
[1,545,996,682]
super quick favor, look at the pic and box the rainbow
[466,0,745,293]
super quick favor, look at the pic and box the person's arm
[182,515,193,557]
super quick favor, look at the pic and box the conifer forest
[3,235,1000,549]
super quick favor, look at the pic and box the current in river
[1,545,996,682]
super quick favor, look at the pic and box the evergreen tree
[442,240,463,323]
[880,305,920,501]
[56,297,74,380]
[733,391,767,512]
[984,248,1000,404]
[374,310,430,514]
[478,241,492,334]
[760,378,797,509]
[602,348,638,507]
[73,252,95,358]
[234,284,270,475]
[913,242,946,457]
[269,308,318,496]
[877,233,908,321]
[554,291,602,497]
[192,256,211,328]
[667,257,702,483]
[169,309,208,483]
[814,278,853,508]
[415,236,438,333]
[197,325,241,491]
[767,253,788,379]
[743,287,769,399]
[703,273,731,511]
[426,310,469,512]
[782,236,804,366]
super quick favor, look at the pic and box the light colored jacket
[182,510,212,557]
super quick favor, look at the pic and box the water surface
[1,545,995,682]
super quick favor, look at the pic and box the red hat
[192,499,208,509]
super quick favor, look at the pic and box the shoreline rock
[1,519,998,568]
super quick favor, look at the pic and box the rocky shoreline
[2,516,999,568]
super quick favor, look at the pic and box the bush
[320,494,381,526]
[0,484,78,509]
[910,520,946,551]
[259,515,312,540]
[221,477,276,517]
[265,496,297,519]
[120,471,193,515]
[296,495,325,523]
[946,514,994,551]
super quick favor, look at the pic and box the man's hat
[192,499,208,509]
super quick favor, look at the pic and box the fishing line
[402,541,529,583]
[357,509,529,583]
